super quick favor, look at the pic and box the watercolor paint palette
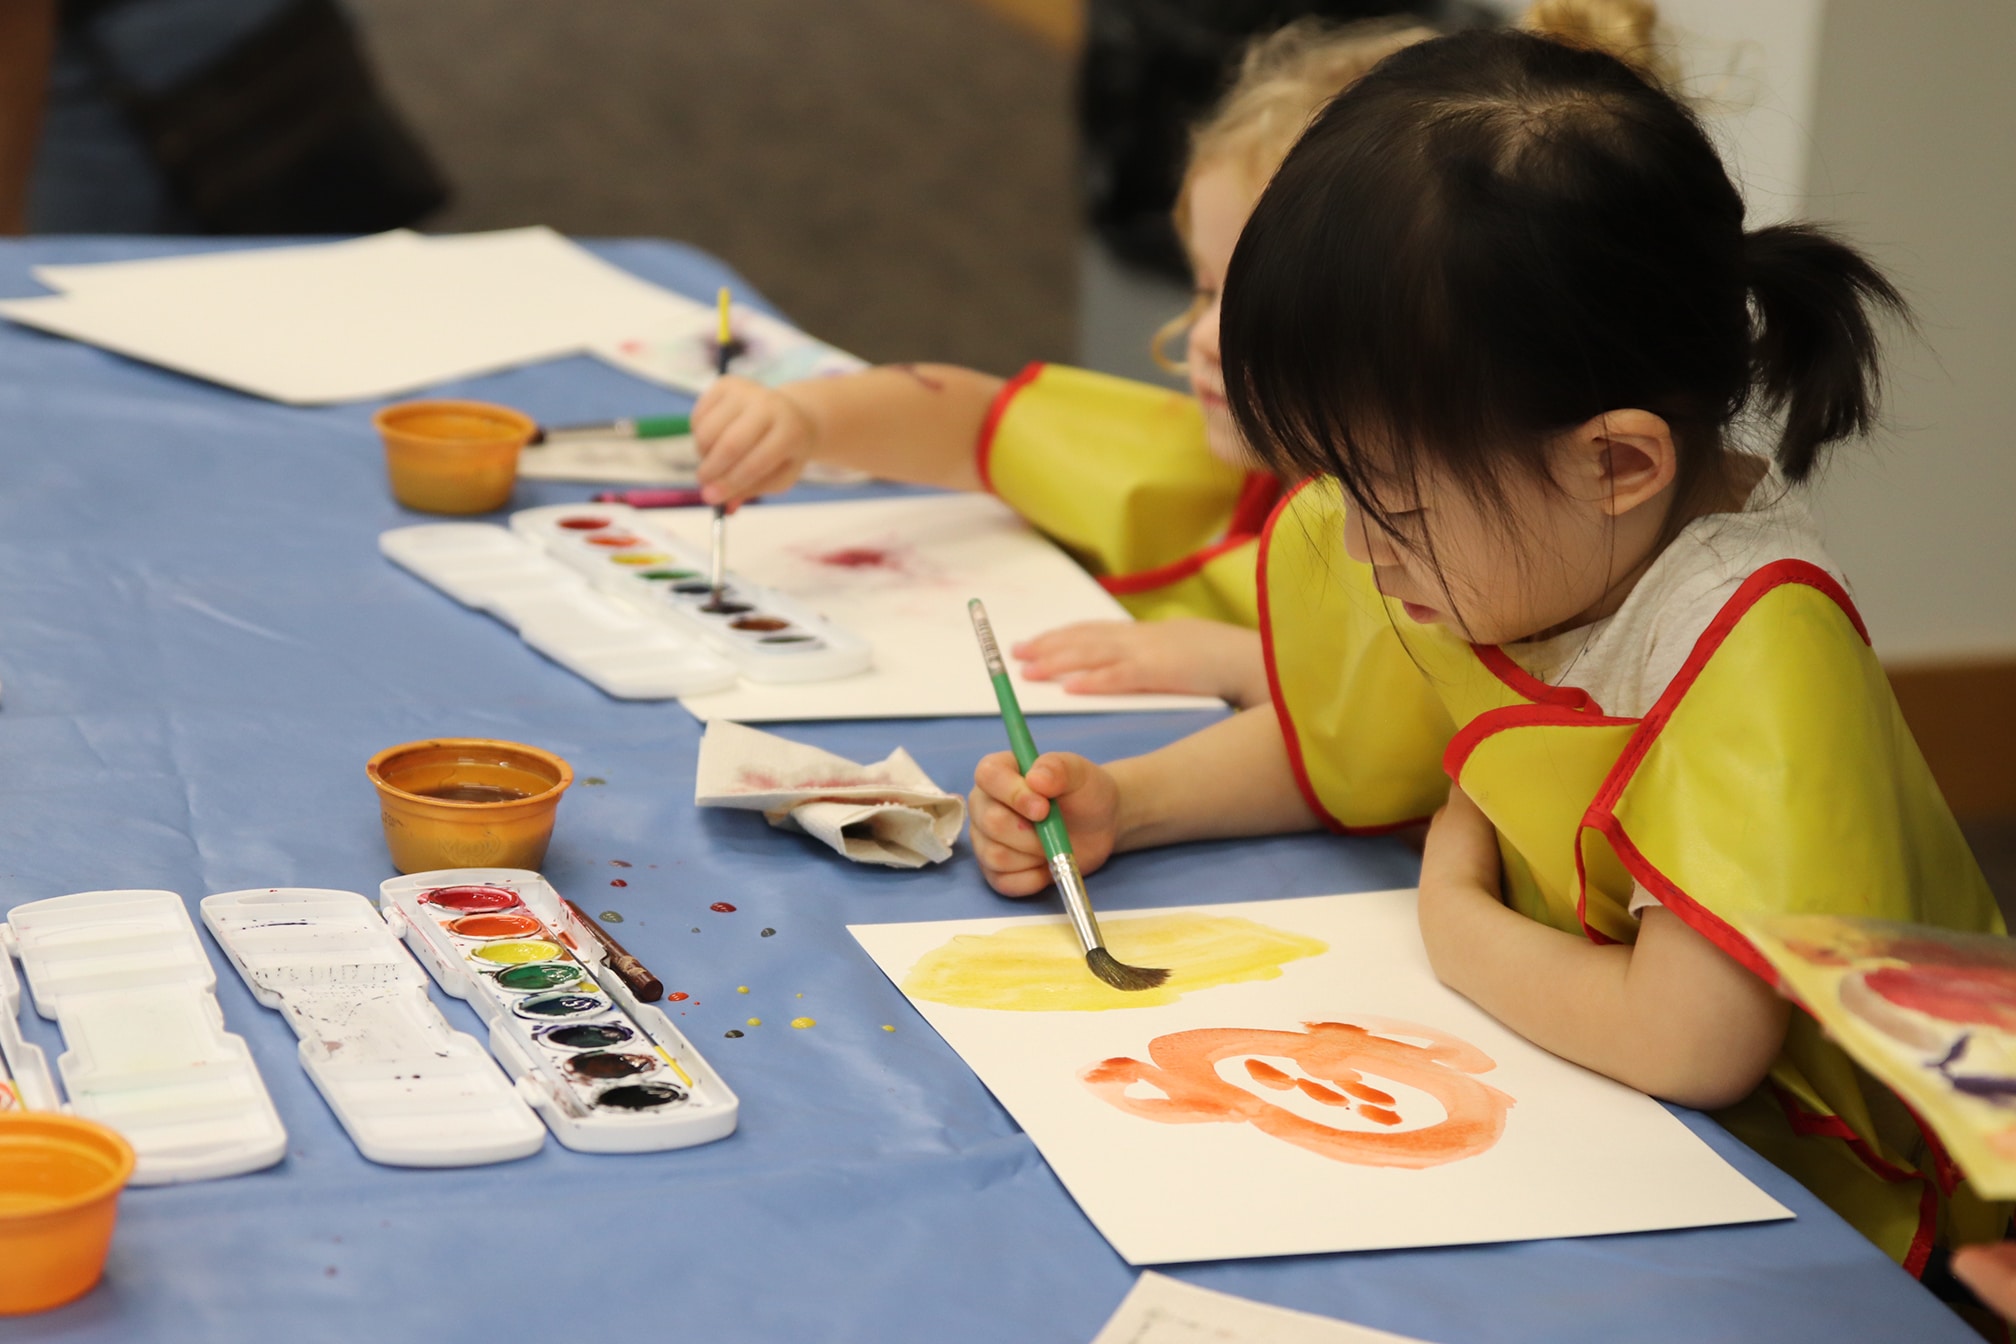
[1,890,288,1184]
[0,939,57,1112]
[381,521,738,700]
[201,888,547,1168]
[511,503,873,684]
[379,868,737,1152]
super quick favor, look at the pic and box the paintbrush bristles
[1086,946,1171,993]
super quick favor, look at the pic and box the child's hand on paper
[693,375,817,507]
[1013,618,1266,707]
[969,751,1120,897]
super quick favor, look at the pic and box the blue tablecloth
[0,238,1971,1343]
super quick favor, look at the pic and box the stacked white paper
[0,227,852,405]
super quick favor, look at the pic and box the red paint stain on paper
[610,879,627,887]
[667,992,689,1002]
[1083,1019,1513,1170]
[710,902,737,913]
[816,547,897,570]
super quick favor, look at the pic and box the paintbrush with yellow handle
[968,598,1168,992]
[707,286,735,610]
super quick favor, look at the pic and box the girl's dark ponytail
[1744,223,1910,482]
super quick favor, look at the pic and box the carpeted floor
[350,0,1077,375]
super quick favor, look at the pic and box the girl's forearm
[783,364,1000,492]
[1420,880,1787,1109]
[1108,705,1317,850]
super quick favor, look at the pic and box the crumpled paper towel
[694,720,965,868]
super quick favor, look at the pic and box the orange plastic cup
[0,1114,136,1315]
[368,738,573,873]
[373,399,535,515]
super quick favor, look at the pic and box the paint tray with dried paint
[379,868,737,1153]
[380,521,738,699]
[510,503,874,684]
[1,890,288,1184]
[201,888,547,1168]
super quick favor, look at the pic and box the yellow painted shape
[901,913,1327,1012]
[747,1017,761,1026]
[791,1017,816,1029]
[881,1025,895,1032]
[471,939,564,966]
[736,986,749,994]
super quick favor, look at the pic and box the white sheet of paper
[2,228,700,404]
[1091,1273,1434,1344]
[589,299,866,395]
[850,891,1790,1265]
[653,494,1221,721]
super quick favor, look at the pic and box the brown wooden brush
[562,898,664,1002]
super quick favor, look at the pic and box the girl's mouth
[1401,600,1439,623]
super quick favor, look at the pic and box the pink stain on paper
[1082,1019,1514,1170]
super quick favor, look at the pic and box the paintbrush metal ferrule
[1048,853,1103,953]
[709,504,728,599]
[968,599,1007,677]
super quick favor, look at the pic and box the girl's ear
[1559,409,1677,517]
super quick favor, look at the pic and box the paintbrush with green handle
[968,598,1169,993]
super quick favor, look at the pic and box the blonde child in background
[689,17,1440,708]
[967,23,2004,1274]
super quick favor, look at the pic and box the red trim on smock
[1097,473,1282,597]
[1256,480,1432,838]
[974,361,1045,493]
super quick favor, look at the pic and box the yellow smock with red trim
[1261,477,2007,1271]
[977,363,1279,626]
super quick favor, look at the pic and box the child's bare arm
[693,364,1001,506]
[1417,785,1788,1109]
[1013,618,1268,706]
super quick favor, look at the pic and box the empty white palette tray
[2,889,287,1184]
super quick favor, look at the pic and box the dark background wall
[351,0,1078,375]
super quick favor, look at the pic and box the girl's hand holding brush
[969,750,1121,898]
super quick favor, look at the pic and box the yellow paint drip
[901,913,1328,1012]
[791,1017,815,1029]
[736,986,749,994]
[881,1025,895,1032]
[747,1017,761,1026]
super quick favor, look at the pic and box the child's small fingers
[711,421,799,502]
[1017,650,1115,681]
[694,409,768,485]
[969,792,1040,853]
[980,859,1055,899]
[1061,666,1149,696]
[972,832,1047,886]
[1023,752,1092,803]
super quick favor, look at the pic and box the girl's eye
[1376,509,1429,547]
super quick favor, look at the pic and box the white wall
[1485,0,2016,662]
[1799,0,2016,663]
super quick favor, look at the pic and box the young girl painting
[691,5,1652,708]
[967,26,2004,1272]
